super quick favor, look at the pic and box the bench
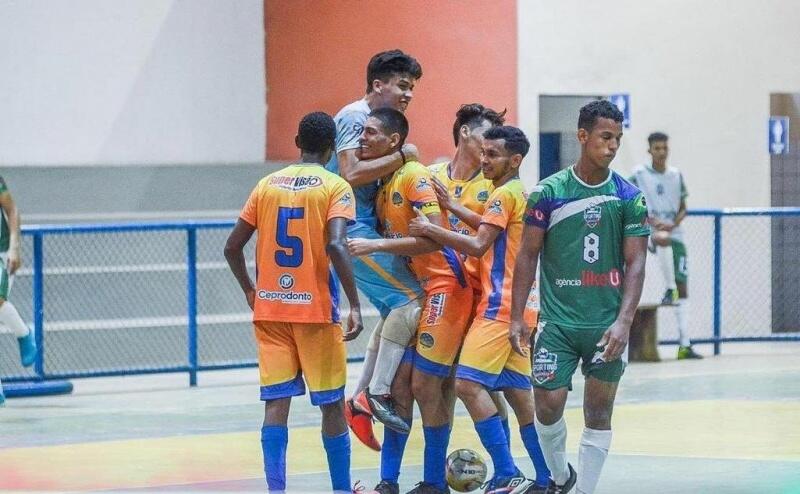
[629,303,661,362]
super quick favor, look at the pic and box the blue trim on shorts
[260,373,305,401]
[413,352,451,378]
[441,246,468,288]
[455,364,498,389]
[328,268,341,323]
[485,231,507,319]
[495,368,532,390]
[401,346,416,364]
[310,385,345,406]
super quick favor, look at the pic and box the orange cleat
[353,390,373,415]
[345,398,381,452]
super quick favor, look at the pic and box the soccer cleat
[677,346,703,360]
[544,463,576,494]
[365,388,411,434]
[18,330,37,368]
[660,289,678,306]
[406,481,450,494]
[344,398,381,451]
[372,480,400,494]
[520,482,548,494]
[482,469,529,494]
[353,389,373,415]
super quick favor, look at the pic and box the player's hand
[408,207,431,237]
[6,249,20,275]
[598,320,630,362]
[401,143,419,162]
[509,318,532,357]
[347,237,380,256]
[342,307,363,341]
[245,288,255,311]
[431,177,453,211]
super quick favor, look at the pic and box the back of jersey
[240,164,355,323]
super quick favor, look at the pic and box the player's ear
[389,132,401,149]
[510,154,523,169]
[294,135,301,149]
[372,79,383,94]
[460,124,470,142]
[577,128,589,145]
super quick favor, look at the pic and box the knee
[584,407,613,430]
[455,378,481,402]
[320,399,345,420]
[652,230,671,246]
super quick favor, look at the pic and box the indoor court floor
[1,342,799,493]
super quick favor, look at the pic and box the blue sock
[423,424,451,489]
[520,423,551,486]
[501,418,511,449]
[322,430,351,492]
[261,425,288,491]
[475,415,517,479]
[381,417,412,483]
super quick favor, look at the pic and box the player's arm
[409,214,502,258]
[347,211,447,257]
[431,176,481,230]
[327,217,363,341]
[224,219,257,310]
[338,143,418,187]
[509,224,545,355]
[673,197,687,228]
[600,235,648,361]
[0,178,22,274]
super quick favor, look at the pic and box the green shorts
[532,322,626,390]
[672,240,688,285]
[0,254,12,300]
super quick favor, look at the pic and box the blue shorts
[348,220,423,318]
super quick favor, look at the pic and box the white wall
[0,0,265,166]
[518,0,800,207]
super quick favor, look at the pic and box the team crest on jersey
[338,192,353,207]
[392,191,404,206]
[583,204,602,228]
[419,332,435,349]
[279,274,295,290]
[453,185,463,198]
[416,178,431,190]
[487,199,503,215]
[425,293,446,326]
[533,347,558,384]
[477,190,489,203]
[656,184,664,195]
[448,215,460,228]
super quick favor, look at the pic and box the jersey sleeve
[335,111,366,154]
[328,178,357,223]
[480,187,514,230]
[239,184,260,227]
[405,168,440,217]
[679,172,688,198]
[0,176,8,195]
[623,192,651,237]
[523,184,552,230]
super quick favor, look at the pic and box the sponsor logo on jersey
[487,199,503,215]
[279,274,295,290]
[533,347,558,384]
[392,191,404,206]
[425,293,446,326]
[477,190,489,203]
[584,204,602,228]
[269,175,322,191]
[257,289,313,304]
[419,332,435,349]
[554,269,622,288]
[454,185,463,198]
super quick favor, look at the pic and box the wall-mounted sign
[609,93,630,128]
[769,116,789,155]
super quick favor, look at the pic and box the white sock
[535,415,569,484]
[0,301,30,338]
[368,339,406,395]
[355,320,383,393]
[656,245,677,290]
[577,427,612,494]
[676,299,691,347]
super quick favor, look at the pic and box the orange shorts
[254,321,346,406]
[412,285,473,377]
[456,317,532,390]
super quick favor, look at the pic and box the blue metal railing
[5,209,800,386]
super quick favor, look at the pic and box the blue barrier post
[32,233,45,377]
[187,227,198,386]
[713,213,722,355]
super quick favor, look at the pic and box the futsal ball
[445,448,488,492]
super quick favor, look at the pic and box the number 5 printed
[275,207,304,267]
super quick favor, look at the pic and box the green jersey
[525,166,650,329]
[0,177,9,253]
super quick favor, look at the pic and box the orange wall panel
[265,0,517,162]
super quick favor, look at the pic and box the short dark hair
[297,112,336,154]
[648,132,669,145]
[366,50,423,93]
[483,126,530,158]
[369,107,409,145]
[452,103,507,146]
[578,100,624,132]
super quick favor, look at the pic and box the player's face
[373,74,416,112]
[648,140,669,165]
[460,119,492,158]
[480,139,519,181]
[579,117,623,168]
[359,117,398,160]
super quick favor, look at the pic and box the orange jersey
[429,162,493,290]
[377,161,467,293]
[476,178,538,325]
[240,164,355,323]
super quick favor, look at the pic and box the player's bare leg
[374,360,414,493]
[503,388,550,488]
[574,377,618,494]
[533,387,576,491]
